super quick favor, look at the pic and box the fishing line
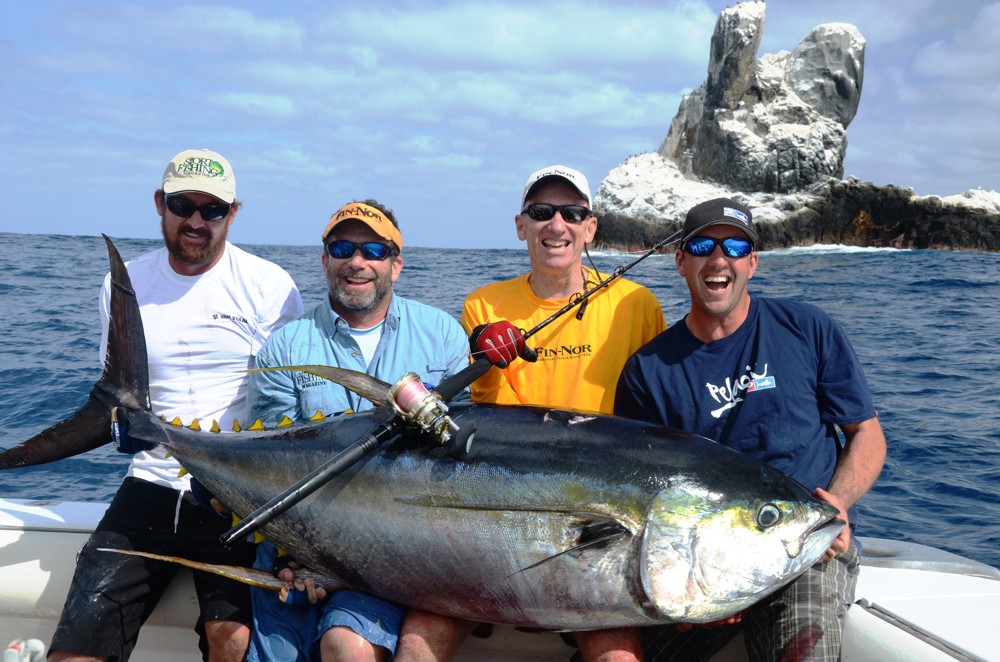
[521,229,684,341]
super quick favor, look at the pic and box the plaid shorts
[642,540,860,662]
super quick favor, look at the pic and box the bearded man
[245,199,470,662]
[49,149,304,662]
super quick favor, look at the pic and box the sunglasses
[683,236,754,258]
[326,240,395,261]
[521,204,593,224]
[164,194,232,222]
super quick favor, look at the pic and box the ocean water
[1,232,998,570]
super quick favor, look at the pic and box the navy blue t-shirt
[615,297,876,522]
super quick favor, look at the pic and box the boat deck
[2,498,998,661]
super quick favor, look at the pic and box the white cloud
[316,2,715,74]
[51,4,305,50]
[216,92,298,117]
[913,3,1000,78]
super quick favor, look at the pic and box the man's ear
[583,214,597,244]
[515,214,527,241]
[390,254,403,283]
[154,189,166,216]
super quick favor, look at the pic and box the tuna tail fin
[0,235,150,469]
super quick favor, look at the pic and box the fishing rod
[221,229,684,548]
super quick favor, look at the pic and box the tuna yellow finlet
[248,419,266,431]
[277,416,294,428]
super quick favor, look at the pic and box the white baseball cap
[521,165,592,208]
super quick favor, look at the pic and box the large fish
[0,236,842,630]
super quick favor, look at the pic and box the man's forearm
[828,417,887,508]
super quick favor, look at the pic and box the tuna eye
[756,503,782,530]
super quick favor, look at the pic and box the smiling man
[48,149,304,662]
[615,198,886,661]
[245,199,469,662]
[394,166,665,662]
[460,165,666,412]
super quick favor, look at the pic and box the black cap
[682,198,757,243]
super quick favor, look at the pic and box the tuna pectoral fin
[512,515,631,576]
[97,548,347,593]
[250,365,391,407]
[0,392,113,469]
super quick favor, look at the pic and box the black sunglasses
[326,240,395,261]
[521,203,593,224]
[683,236,754,258]
[164,194,232,222]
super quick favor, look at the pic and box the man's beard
[161,217,229,268]
[326,265,392,314]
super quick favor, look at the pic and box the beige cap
[162,149,236,203]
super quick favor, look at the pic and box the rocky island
[594,1,1000,251]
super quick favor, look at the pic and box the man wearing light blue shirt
[246,199,469,662]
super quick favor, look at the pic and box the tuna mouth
[810,513,844,537]
[789,511,844,558]
[783,506,842,559]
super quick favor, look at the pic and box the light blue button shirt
[248,293,470,425]
[246,292,471,661]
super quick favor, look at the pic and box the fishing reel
[387,372,475,459]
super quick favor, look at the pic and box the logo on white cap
[162,149,236,203]
[522,165,592,207]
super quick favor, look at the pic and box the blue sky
[1,1,998,249]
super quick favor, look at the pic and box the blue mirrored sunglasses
[683,236,754,258]
[326,239,394,261]
[164,194,231,222]
[521,203,592,224]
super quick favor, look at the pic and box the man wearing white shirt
[48,149,304,662]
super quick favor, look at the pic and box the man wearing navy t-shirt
[615,198,886,662]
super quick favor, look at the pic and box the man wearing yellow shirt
[394,165,665,662]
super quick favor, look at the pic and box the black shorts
[49,477,256,661]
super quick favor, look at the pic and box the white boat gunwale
[2,498,998,661]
